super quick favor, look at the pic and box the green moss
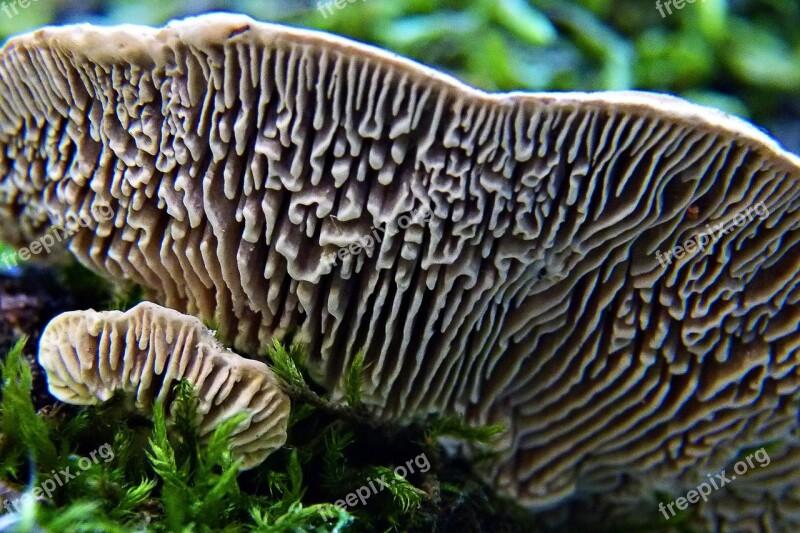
[0,341,538,532]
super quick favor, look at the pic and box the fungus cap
[37,301,290,469]
[2,13,800,506]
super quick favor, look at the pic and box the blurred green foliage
[3,0,798,141]
[290,0,800,126]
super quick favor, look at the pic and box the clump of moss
[0,335,538,532]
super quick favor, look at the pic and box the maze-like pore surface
[2,14,800,505]
[38,301,290,469]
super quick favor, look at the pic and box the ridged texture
[691,442,800,532]
[2,14,800,506]
[538,442,800,533]
[37,301,290,469]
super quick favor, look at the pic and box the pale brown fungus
[37,301,290,469]
[2,14,799,506]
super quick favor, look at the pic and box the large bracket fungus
[38,301,290,469]
[0,13,799,509]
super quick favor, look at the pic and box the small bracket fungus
[2,13,800,508]
[37,301,290,469]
